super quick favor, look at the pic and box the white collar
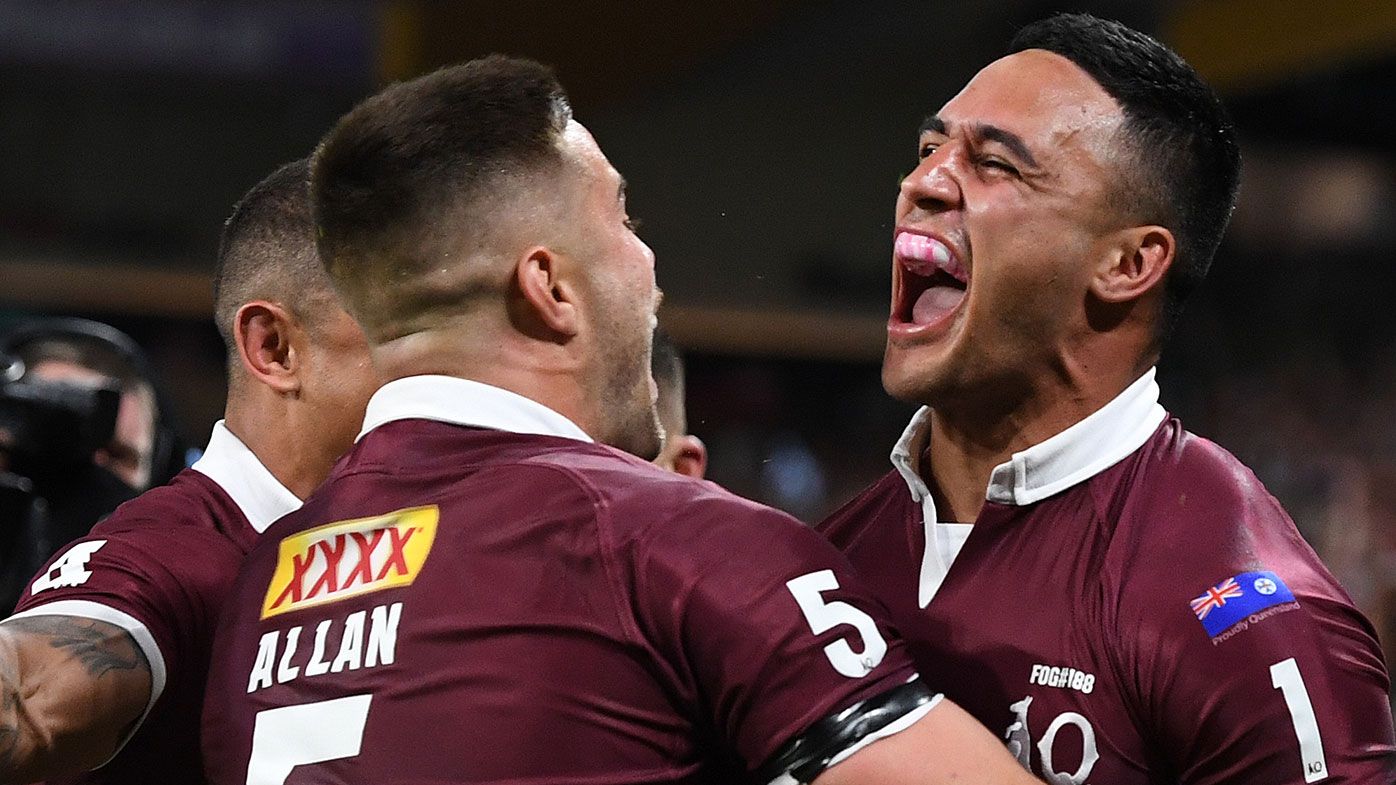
[190,421,302,534]
[358,375,594,444]
[892,367,1166,508]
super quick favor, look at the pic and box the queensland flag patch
[1190,570,1296,638]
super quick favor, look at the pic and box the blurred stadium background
[3,0,1396,683]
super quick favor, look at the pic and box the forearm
[814,698,1042,785]
[0,616,151,783]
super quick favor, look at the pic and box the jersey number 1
[1270,657,1328,783]
[245,694,372,785]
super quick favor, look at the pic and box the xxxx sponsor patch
[262,505,438,619]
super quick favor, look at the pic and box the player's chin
[881,350,946,406]
[616,403,665,461]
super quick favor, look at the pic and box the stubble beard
[598,327,663,461]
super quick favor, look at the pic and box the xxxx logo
[261,506,438,619]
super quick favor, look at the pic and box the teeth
[895,232,965,282]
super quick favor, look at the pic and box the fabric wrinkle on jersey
[819,368,1396,784]
[9,422,300,785]
[201,375,935,785]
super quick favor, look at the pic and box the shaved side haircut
[213,159,341,378]
[310,55,574,343]
[1009,14,1240,340]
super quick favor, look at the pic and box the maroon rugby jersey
[9,422,301,785]
[820,369,1396,784]
[201,376,929,785]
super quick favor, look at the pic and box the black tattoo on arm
[0,616,152,780]
[4,617,147,679]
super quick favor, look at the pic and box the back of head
[311,55,574,344]
[214,158,341,380]
[1009,13,1240,341]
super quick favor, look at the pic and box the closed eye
[624,216,643,232]
[978,156,1020,177]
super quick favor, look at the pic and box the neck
[224,390,328,500]
[373,327,597,438]
[921,351,1154,522]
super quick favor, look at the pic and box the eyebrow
[617,176,628,204]
[918,114,1041,169]
[918,115,946,136]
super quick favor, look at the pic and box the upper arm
[630,496,926,777]
[0,614,152,782]
[0,527,235,780]
[1142,571,1395,783]
[1173,598,1390,783]
[812,698,1040,785]
[14,527,236,687]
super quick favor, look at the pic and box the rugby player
[819,13,1396,783]
[0,159,376,784]
[200,56,1040,785]
[650,329,706,478]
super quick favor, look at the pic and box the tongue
[913,285,965,325]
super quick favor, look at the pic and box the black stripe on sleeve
[756,679,939,784]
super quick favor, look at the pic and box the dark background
[3,0,1396,680]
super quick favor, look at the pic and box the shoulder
[1105,419,1366,650]
[1103,420,1300,575]
[1122,419,1275,521]
[521,440,804,534]
[90,469,246,542]
[816,470,906,543]
[16,471,249,613]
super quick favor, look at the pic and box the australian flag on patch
[1190,570,1296,637]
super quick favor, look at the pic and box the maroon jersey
[820,370,1396,784]
[9,423,301,785]
[202,376,930,785]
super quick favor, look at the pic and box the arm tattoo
[4,617,147,679]
[0,616,150,778]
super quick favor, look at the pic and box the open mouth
[893,231,967,328]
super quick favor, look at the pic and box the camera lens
[0,352,23,385]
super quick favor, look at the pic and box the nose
[899,145,963,213]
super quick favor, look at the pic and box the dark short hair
[1009,13,1240,341]
[213,159,336,362]
[650,329,687,433]
[310,55,573,341]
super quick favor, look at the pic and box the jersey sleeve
[1124,493,1396,783]
[620,488,931,777]
[10,524,243,714]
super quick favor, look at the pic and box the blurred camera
[0,318,184,611]
[0,349,122,474]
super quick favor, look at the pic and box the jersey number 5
[245,694,372,785]
[786,570,888,677]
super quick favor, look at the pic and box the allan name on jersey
[261,505,438,618]
[246,505,440,695]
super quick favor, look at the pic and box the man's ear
[670,435,708,479]
[234,301,301,395]
[515,246,581,337]
[1091,225,1175,304]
